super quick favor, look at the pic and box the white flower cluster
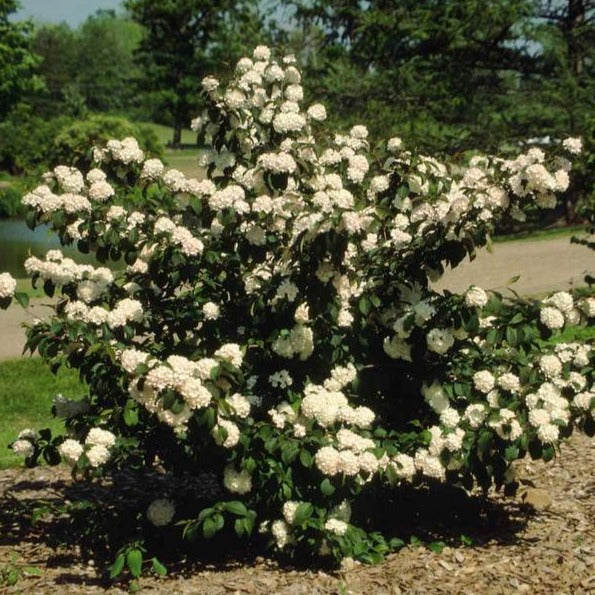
[540,291,583,329]
[11,429,37,458]
[57,427,116,467]
[301,383,374,428]
[223,465,252,494]
[103,137,145,164]
[154,216,204,256]
[147,498,175,527]
[272,324,314,360]
[0,272,16,299]
[25,251,113,298]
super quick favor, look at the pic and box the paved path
[432,237,593,295]
[0,238,592,361]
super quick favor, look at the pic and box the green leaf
[320,478,335,496]
[123,407,138,426]
[151,558,167,577]
[299,448,313,468]
[358,296,371,315]
[224,501,248,516]
[504,445,519,462]
[477,430,492,456]
[542,445,555,462]
[234,517,245,537]
[126,549,143,578]
[506,274,521,285]
[109,553,126,579]
[14,292,29,308]
[293,502,313,525]
[203,514,224,539]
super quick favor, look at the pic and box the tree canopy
[125,0,266,145]
[0,0,42,117]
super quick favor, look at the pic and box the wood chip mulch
[1,433,593,594]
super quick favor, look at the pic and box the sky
[15,0,124,28]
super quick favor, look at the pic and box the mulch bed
[1,433,593,594]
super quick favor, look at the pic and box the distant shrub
[0,111,164,177]
[0,185,24,218]
[0,106,72,175]
[52,115,163,170]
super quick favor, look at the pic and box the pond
[0,219,97,277]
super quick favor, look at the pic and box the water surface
[0,220,97,277]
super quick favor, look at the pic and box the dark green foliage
[125,0,267,145]
[0,0,43,117]
[51,115,163,169]
[29,12,143,118]
[0,112,162,175]
[0,185,23,218]
[0,105,73,175]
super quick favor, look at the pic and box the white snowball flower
[271,519,290,549]
[59,439,84,465]
[85,427,116,448]
[498,372,521,393]
[0,272,17,299]
[147,498,175,526]
[11,439,34,458]
[86,444,111,467]
[202,302,220,320]
[562,137,582,155]
[464,286,488,308]
[539,354,562,379]
[473,370,496,394]
[540,306,565,329]
[324,518,349,536]
[307,103,327,121]
[426,328,455,354]
[223,465,252,494]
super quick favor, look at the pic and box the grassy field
[141,122,196,146]
[0,358,83,469]
[494,225,589,243]
[164,148,204,178]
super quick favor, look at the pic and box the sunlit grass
[494,225,589,243]
[0,358,83,469]
[139,122,196,146]
[165,149,204,178]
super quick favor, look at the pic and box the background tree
[125,0,266,146]
[31,12,143,118]
[76,10,143,113]
[287,0,539,153]
[30,22,79,116]
[0,0,42,118]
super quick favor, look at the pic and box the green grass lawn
[0,358,83,469]
[140,122,196,146]
[164,148,204,178]
[15,278,45,299]
[494,225,590,243]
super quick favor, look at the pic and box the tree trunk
[172,117,182,147]
[563,0,585,225]
[567,0,585,77]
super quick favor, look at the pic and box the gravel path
[430,236,593,295]
[0,237,592,361]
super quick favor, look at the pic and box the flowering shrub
[3,46,594,573]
